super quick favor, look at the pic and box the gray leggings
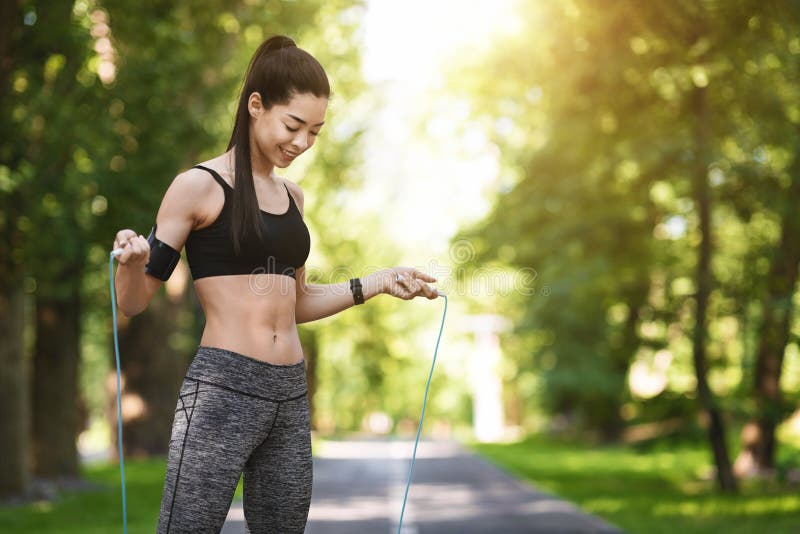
[157,345,312,534]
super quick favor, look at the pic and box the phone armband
[144,224,180,281]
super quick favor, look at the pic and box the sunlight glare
[359,1,522,253]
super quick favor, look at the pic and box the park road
[221,438,624,533]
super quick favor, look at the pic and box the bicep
[144,170,202,289]
[153,171,199,252]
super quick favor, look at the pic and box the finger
[131,236,145,256]
[412,270,436,283]
[417,282,436,299]
[414,280,432,298]
[116,230,135,244]
[404,277,420,294]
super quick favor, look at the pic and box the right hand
[381,267,438,300]
[113,229,150,267]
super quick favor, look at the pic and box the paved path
[222,438,624,533]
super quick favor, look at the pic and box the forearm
[114,262,149,317]
[296,270,387,324]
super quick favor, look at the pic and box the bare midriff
[194,273,303,366]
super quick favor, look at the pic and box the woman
[111,35,438,534]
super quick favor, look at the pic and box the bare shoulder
[181,166,227,190]
[155,166,219,241]
[280,176,305,216]
[169,168,216,214]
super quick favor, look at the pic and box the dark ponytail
[227,35,330,256]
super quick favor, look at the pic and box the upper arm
[295,265,307,299]
[143,169,207,298]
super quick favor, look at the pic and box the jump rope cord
[397,292,448,534]
[111,250,444,534]
[109,252,128,534]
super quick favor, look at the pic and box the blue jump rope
[109,250,447,533]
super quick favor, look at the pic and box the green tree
[1,0,111,484]
[446,0,800,492]
[99,0,369,452]
[718,5,800,475]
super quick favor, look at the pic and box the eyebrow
[286,113,325,127]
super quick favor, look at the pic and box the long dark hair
[227,35,330,256]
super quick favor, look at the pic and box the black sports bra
[184,165,310,280]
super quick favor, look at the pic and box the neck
[247,133,276,183]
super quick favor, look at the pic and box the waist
[199,324,303,363]
[187,345,307,401]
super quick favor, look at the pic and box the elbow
[117,292,149,317]
[119,302,145,318]
[294,296,310,325]
[294,305,307,325]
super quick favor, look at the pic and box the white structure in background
[465,314,512,442]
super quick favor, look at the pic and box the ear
[248,92,263,117]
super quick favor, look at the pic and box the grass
[0,438,330,533]
[465,434,800,534]
[2,435,798,533]
[0,458,249,533]
[0,458,170,533]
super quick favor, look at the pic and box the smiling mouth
[281,147,299,159]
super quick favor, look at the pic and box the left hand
[382,267,438,300]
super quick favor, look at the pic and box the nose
[291,132,310,152]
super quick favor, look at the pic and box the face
[248,91,328,168]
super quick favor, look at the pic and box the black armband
[144,223,180,281]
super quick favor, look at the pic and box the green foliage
[470,434,800,533]
[446,0,800,440]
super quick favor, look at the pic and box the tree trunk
[690,83,738,493]
[32,291,82,479]
[0,282,30,498]
[0,0,28,501]
[735,171,800,476]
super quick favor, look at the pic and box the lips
[280,147,298,160]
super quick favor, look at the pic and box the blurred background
[1,0,799,532]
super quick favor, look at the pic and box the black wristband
[349,277,365,305]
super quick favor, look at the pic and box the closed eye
[285,124,320,136]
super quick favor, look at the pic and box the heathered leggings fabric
[157,345,312,534]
